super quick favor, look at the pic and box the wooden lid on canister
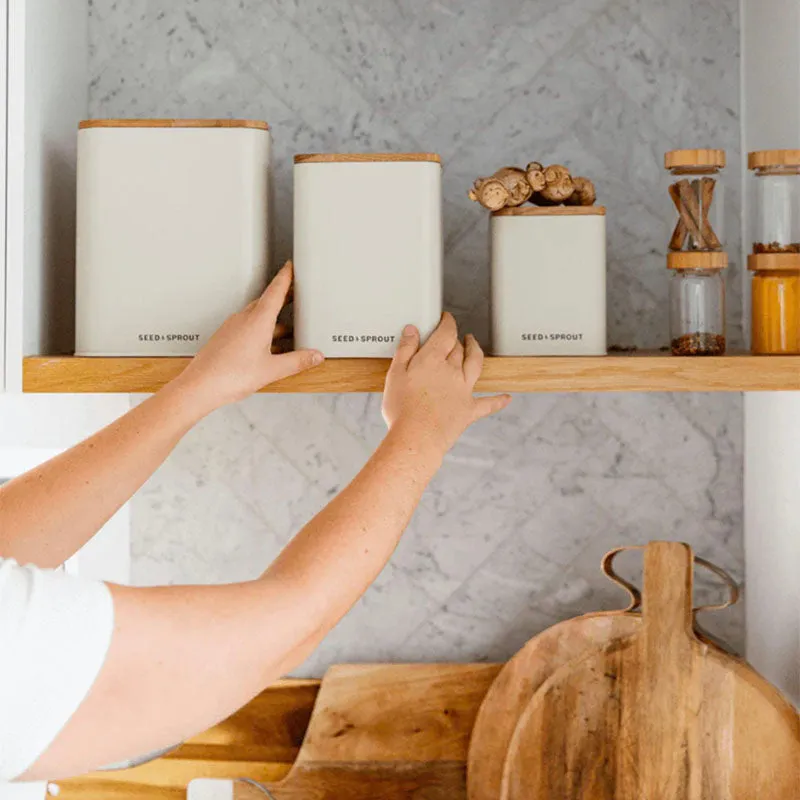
[79,119,269,130]
[665,149,726,169]
[491,206,606,217]
[748,150,800,169]
[667,251,728,269]
[294,153,441,164]
[748,253,800,270]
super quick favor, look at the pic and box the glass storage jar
[668,252,727,356]
[748,150,800,255]
[749,255,800,354]
[665,149,726,252]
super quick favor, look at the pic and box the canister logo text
[138,333,201,342]
[521,333,584,341]
[332,334,397,343]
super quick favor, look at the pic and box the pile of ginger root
[468,163,596,211]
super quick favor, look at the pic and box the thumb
[473,394,512,421]
[391,325,420,370]
[270,349,325,381]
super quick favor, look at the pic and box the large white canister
[76,119,271,356]
[293,153,443,358]
[491,206,607,356]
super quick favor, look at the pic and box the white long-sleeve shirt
[0,558,113,785]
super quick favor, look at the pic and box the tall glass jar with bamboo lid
[668,251,727,356]
[748,150,800,256]
[665,149,726,253]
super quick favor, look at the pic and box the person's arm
[0,262,323,568]
[21,315,510,781]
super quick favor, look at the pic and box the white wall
[743,394,800,703]
[741,0,800,704]
[0,394,132,583]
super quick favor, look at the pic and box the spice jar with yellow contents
[668,252,727,356]
[749,256,800,354]
[665,149,726,252]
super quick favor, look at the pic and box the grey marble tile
[167,404,327,543]
[93,0,746,673]
[132,459,284,586]
[238,395,373,497]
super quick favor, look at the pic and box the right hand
[382,313,512,455]
[173,261,324,412]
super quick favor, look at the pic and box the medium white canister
[76,119,271,356]
[491,206,607,356]
[293,153,443,358]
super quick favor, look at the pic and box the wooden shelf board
[22,353,800,394]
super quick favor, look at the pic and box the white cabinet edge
[0,0,8,391]
[4,0,88,392]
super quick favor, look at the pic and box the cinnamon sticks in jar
[665,149,726,252]
[664,151,728,358]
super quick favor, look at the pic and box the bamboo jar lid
[492,206,606,217]
[665,149,726,169]
[748,253,800,270]
[667,251,728,270]
[748,150,800,169]
[294,153,441,164]
[79,119,269,130]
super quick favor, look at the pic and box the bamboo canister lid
[492,206,606,217]
[748,253,800,270]
[667,251,728,270]
[748,150,800,169]
[665,149,726,169]
[294,153,441,164]
[79,119,269,130]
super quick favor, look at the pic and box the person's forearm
[25,420,446,780]
[258,419,445,655]
[0,380,211,567]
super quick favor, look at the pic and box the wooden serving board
[468,543,740,800]
[257,663,500,799]
[51,664,498,800]
[500,543,799,799]
[468,613,641,800]
[53,664,499,800]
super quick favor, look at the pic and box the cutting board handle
[602,543,739,615]
[641,541,694,639]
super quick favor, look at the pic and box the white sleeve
[0,558,114,782]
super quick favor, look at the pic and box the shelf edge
[22,355,800,394]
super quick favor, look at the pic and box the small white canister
[76,119,271,356]
[293,153,443,358]
[490,206,607,356]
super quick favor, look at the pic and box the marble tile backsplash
[91,0,745,672]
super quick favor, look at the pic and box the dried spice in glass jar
[749,253,800,354]
[748,150,800,255]
[668,251,727,356]
[665,149,726,253]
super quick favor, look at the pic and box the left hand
[173,260,324,410]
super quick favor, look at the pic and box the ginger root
[470,162,597,211]
[538,164,574,204]
[564,176,597,207]
[525,161,546,193]
[468,178,509,211]
[468,166,532,210]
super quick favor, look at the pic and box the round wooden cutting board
[468,544,739,800]
[499,542,799,800]
[468,612,641,799]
